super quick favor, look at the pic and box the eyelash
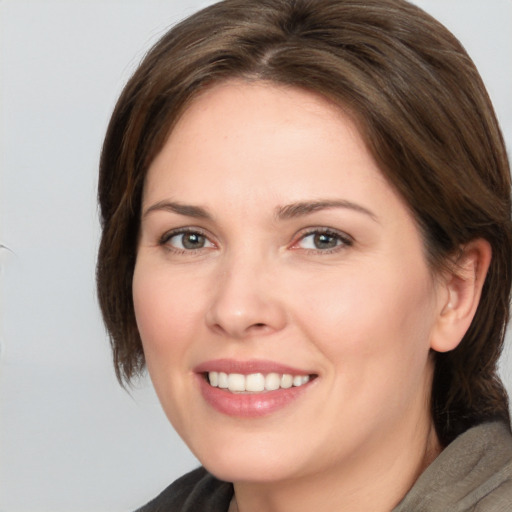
[159,228,215,254]
[291,228,353,254]
[158,227,353,255]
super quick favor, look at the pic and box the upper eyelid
[159,226,214,244]
[293,226,353,243]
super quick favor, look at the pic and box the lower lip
[197,375,313,418]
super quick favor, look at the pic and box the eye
[160,229,215,251]
[295,229,352,251]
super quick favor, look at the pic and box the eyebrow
[276,200,378,221]
[143,200,212,220]
[142,198,377,222]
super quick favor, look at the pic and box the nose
[205,254,287,339]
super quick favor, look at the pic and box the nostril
[245,322,269,334]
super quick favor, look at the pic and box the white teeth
[280,374,293,389]
[228,373,245,392]
[265,373,281,391]
[218,372,228,389]
[293,375,310,386]
[207,371,311,392]
[300,375,310,385]
[292,375,303,387]
[246,373,265,392]
[209,371,219,387]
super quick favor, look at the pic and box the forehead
[143,80,391,206]
[171,79,359,148]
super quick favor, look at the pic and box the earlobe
[430,239,492,353]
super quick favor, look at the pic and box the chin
[191,435,310,484]
[203,457,297,484]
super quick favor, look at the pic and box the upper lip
[194,358,314,376]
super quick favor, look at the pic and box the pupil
[183,233,205,249]
[314,233,337,249]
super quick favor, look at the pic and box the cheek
[131,260,208,433]
[295,261,438,370]
[132,260,206,359]
[299,266,437,430]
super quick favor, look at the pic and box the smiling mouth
[206,372,315,393]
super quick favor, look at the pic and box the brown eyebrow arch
[276,200,378,221]
[143,200,212,220]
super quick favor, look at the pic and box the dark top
[136,421,512,512]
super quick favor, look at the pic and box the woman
[97,0,512,510]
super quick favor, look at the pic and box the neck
[232,420,441,512]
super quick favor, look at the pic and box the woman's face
[133,81,446,484]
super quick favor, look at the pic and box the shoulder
[135,467,233,512]
[394,421,512,512]
[474,479,512,512]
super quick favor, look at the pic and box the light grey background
[1,1,511,511]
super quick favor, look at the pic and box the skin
[133,80,488,512]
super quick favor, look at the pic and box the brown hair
[97,0,511,445]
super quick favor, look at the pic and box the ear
[430,239,492,353]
